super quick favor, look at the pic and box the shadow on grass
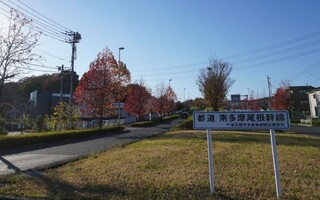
[158,131,320,148]
[0,157,21,174]
[15,171,244,200]
[19,171,127,199]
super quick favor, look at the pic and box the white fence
[300,117,312,126]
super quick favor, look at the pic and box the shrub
[35,115,45,132]
[131,121,156,127]
[170,117,193,131]
[0,117,7,134]
[312,121,320,126]
[160,114,180,122]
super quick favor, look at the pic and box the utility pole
[66,31,81,129]
[118,47,125,126]
[58,64,65,102]
[267,75,272,110]
[67,31,81,105]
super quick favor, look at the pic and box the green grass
[170,117,193,131]
[131,121,156,127]
[0,130,319,199]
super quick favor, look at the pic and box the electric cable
[16,0,72,32]
[35,47,70,63]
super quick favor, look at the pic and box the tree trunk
[98,117,103,128]
[0,77,4,102]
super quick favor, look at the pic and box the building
[229,94,248,110]
[29,90,70,117]
[307,88,320,118]
[228,94,269,111]
[6,107,22,119]
[289,86,314,119]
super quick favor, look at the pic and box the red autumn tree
[153,82,177,117]
[74,47,130,128]
[164,85,177,114]
[153,82,166,117]
[271,81,291,110]
[124,82,151,121]
[149,95,159,115]
[247,91,261,110]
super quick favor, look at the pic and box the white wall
[308,91,320,118]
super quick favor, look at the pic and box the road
[0,121,177,175]
[1,121,318,175]
[289,124,320,136]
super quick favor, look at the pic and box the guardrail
[300,118,312,126]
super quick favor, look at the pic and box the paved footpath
[0,121,178,175]
[1,121,316,176]
[289,124,320,137]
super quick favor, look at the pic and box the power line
[16,0,72,32]
[0,0,72,43]
[130,35,320,75]
[283,59,320,81]
[232,40,320,65]
[35,47,70,63]
[2,0,319,88]
[0,1,70,42]
[7,0,67,34]
[0,7,10,18]
[0,0,80,84]
[0,4,68,42]
[28,63,59,70]
[133,44,320,77]
[225,31,320,60]
[130,61,207,73]
[234,47,320,71]
[16,65,56,73]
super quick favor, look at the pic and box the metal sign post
[193,110,289,198]
[207,129,215,193]
[270,129,282,198]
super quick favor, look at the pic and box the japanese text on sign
[193,111,290,130]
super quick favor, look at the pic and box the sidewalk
[0,122,175,175]
[289,124,320,136]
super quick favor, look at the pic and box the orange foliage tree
[153,82,177,117]
[74,47,130,127]
[164,85,177,114]
[271,81,291,111]
[247,91,261,110]
[124,83,151,121]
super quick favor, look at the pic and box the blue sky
[1,0,320,101]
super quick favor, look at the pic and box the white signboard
[194,110,287,198]
[52,93,70,98]
[193,111,290,130]
[112,102,124,108]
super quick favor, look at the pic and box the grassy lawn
[0,130,319,199]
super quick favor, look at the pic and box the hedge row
[130,115,181,127]
[170,117,193,131]
[131,121,156,127]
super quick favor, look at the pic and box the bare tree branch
[0,9,41,101]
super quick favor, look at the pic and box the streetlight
[169,79,172,87]
[119,47,124,62]
[118,47,125,125]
